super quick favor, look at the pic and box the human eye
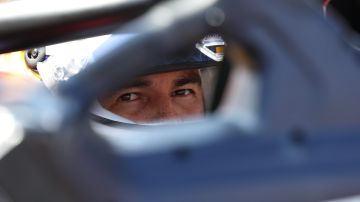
[172,89,194,97]
[117,92,140,102]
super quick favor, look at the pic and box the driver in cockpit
[35,34,225,124]
[98,35,225,123]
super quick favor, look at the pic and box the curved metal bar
[0,0,162,53]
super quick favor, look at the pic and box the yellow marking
[0,51,40,80]
[216,46,224,54]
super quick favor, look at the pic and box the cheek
[174,96,205,115]
[110,101,147,117]
[98,95,117,109]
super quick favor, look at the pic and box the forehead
[119,69,203,90]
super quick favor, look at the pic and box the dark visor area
[327,0,360,33]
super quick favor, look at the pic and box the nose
[152,99,178,121]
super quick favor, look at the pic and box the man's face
[99,69,204,123]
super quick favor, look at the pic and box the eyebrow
[173,74,202,87]
[122,79,152,88]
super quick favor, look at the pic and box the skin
[99,69,204,123]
